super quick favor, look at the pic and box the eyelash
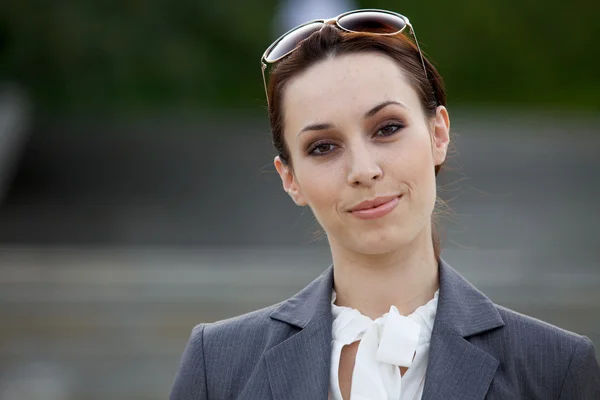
[307,122,405,156]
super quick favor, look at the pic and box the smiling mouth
[362,201,392,210]
[348,195,403,220]
[349,195,402,212]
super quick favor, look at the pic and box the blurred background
[0,0,599,399]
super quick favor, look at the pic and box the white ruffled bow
[330,291,438,400]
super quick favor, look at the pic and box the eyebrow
[298,123,334,136]
[364,100,407,118]
[297,100,407,137]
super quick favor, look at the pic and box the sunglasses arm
[407,23,428,79]
[261,61,270,107]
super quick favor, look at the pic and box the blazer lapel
[265,266,334,400]
[422,259,505,400]
[261,259,505,400]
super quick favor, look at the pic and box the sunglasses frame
[260,9,428,106]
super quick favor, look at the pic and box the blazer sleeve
[170,324,208,400]
[558,335,600,399]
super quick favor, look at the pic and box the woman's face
[275,52,450,255]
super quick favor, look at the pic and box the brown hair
[266,25,448,260]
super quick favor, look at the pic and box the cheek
[295,162,342,209]
[410,138,438,205]
[387,133,434,185]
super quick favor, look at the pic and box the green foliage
[1,0,598,113]
[366,0,600,111]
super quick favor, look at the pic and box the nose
[346,144,383,187]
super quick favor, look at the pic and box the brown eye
[375,123,403,137]
[309,142,337,156]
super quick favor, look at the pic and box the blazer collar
[269,265,334,329]
[264,266,334,400]
[265,259,505,400]
[435,258,505,337]
[269,258,505,336]
[422,258,505,399]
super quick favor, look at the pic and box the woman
[171,9,600,399]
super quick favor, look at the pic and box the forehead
[282,52,421,127]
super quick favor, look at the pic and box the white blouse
[329,290,439,400]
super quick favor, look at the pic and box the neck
[330,227,439,320]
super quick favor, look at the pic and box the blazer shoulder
[494,303,585,348]
[203,301,287,344]
[483,304,600,398]
[495,305,591,356]
[485,303,596,377]
[171,304,288,400]
[196,300,301,364]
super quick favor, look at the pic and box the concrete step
[0,246,598,400]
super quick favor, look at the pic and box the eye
[375,122,404,137]
[309,142,337,156]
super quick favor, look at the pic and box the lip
[348,195,402,220]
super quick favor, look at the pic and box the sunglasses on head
[260,9,428,106]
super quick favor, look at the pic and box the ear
[431,106,450,166]
[274,156,307,206]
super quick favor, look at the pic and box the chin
[353,243,399,256]
[349,229,413,255]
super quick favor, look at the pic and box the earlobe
[274,156,307,206]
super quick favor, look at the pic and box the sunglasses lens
[338,11,406,34]
[265,22,324,62]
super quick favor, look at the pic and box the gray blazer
[170,260,600,399]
